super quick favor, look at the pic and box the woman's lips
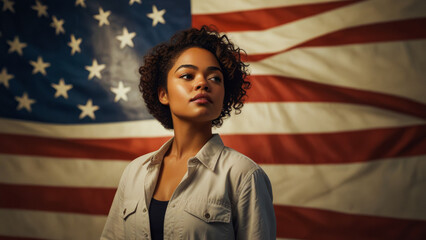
[190,93,212,104]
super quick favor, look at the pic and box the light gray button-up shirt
[101,134,276,239]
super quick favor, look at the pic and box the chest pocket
[122,200,138,220]
[184,200,231,223]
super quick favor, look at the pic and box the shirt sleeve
[235,167,276,240]
[100,166,128,240]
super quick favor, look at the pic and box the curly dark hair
[138,26,250,129]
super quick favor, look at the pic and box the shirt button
[204,213,210,219]
[143,208,147,213]
[172,204,176,208]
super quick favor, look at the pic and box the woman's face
[159,47,225,126]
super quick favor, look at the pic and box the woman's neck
[169,119,213,162]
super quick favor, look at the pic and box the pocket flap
[121,200,138,220]
[184,200,231,223]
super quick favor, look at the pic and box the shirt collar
[194,134,225,171]
[145,134,225,171]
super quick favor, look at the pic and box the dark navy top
[149,198,169,240]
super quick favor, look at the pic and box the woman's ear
[158,87,169,105]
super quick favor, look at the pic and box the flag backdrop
[1,0,426,239]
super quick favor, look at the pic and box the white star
[68,34,82,55]
[129,0,141,5]
[2,0,15,13]
[78,99,99,120]
[29,56,50,76]
[15,92,36,112]
[116,27,136,49]
[31,0,48,18]
[51,78,73,99]
[85,59,106,80]
[50,15,65,35]
[7,36,27,56]
[0,67,14,88]
[111,81,131,102]
[93,7,111,27]
[147,5,166,27]
[75,0,86,8]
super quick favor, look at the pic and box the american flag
[1,0,425,239]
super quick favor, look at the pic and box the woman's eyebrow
[174,65,222,73]
[175,64,197,73]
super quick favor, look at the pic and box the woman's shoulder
[218,146,264,178]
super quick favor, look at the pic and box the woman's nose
[194,77,209,91]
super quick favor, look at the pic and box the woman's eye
[210,76,222,82]
[180,74,193,80]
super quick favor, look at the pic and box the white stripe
[0,117,173,138]
[261,155,426,221]
[0,209,106,239]
[216,103,425,134]
[0,154,128,187]
[249,40,426,104]
[1,103,424,138]
[191,0,345,14]
[225,0,426,55]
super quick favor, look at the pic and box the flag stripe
[218,103,425,135]
[246,75,426,119]
[274,205,426,239]
[0,209,106,240]
[0,236,43,240]
[0,154,127,188]
[263,156,426,220]
[222,126,426,164]
[192,1,361,32]
[0,237,41,240]
[1,125,425,164]
[0,117,172,139]
[225,0,426,55]
[0,133,168,160]
[0,184,115,215]
[248,40,426,104]
[190,0,346,14]
[243,18,426,62]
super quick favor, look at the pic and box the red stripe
[0,237,42,240]
[192,1,362,32]
[0,133,169,160]
[1,125,425,164]
[221,125,426,164]
[244,18,426,62]
[0,183,115,215]
[246,75,426,120]
[275,205,426,239]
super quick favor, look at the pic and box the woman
[101,26,276,240]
